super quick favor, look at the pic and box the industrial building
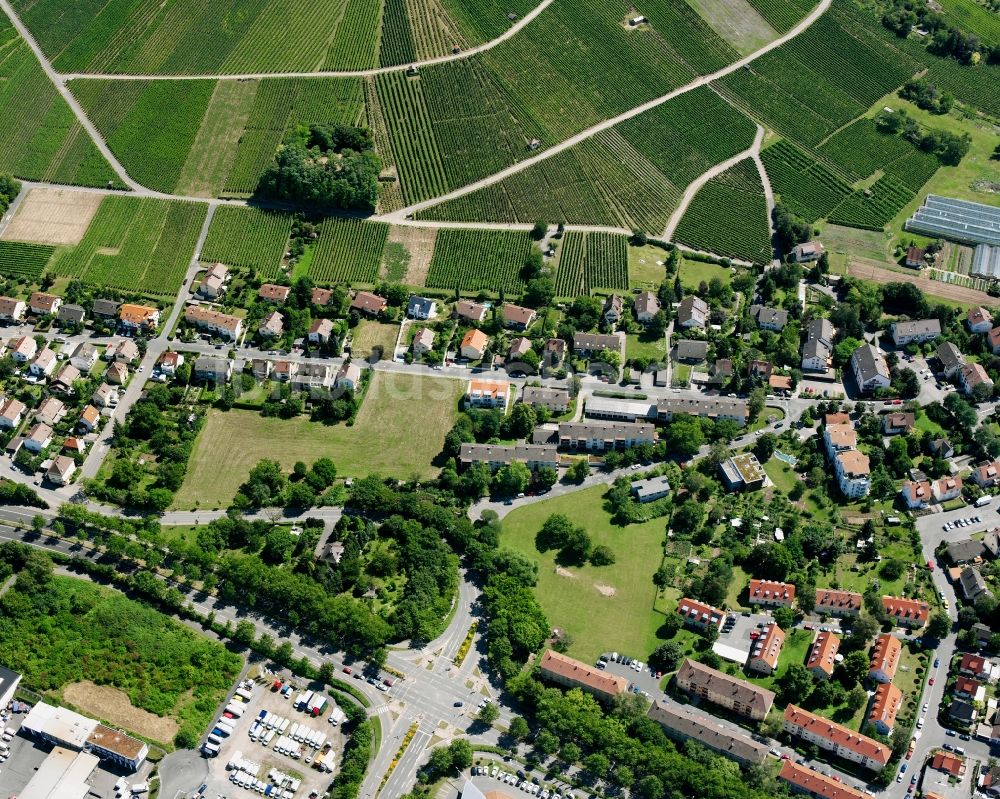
[19,746,100,799]
[905,195,1000,246]
[21,701,148,771]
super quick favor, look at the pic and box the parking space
[185,675,347,799]
[916,501,1000,547]
[460,763,582,798]
[714,611,775,664]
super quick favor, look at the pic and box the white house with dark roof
[850,344,890,393]
[890,318,941,346]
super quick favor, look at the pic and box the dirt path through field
[2,187,103,245]
[63,680,179,742]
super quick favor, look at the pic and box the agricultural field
[0,15,121,188]
[200,206,292,277]
[310,219,390,285]
[817,118,920,181]
[49,195,207,296]
[173,372,464,507]
[827,174,917,231]
[554,232,629,296]
[684,0,779,54]
[761,139,852,222]
[672,159,772,264]
[742,0,816,32]
[424,228,532,294]
[938,0,1000,47]
[0,188,104,246]
[0,241,55,281]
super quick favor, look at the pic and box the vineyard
[380,0,418,66]
[50,196,206,296]
[760,139,851,222]
[200,206,292,277]
[554,232,629,296]
[424,229,531,293]
[0,18,120,188]
[309,219,389,285]
[817,118,915,180]
[827,175,916,231]
[672,160,772,264]
[0,241,55,281]
[322,0,383,70]
[440,0,537,41]
[742,0,816,32]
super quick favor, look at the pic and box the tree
[754,433,777,463]
[233,619,256,646]
[778,663,814,704]
[493,462,531,496]
[846,685,868,712]
[748,388,766,421]
[531,220,548,240]
[589,544,615,566]
[509,716,530,741]
[773,607,795,630]
[649,642,683,672]
[566,458,589,483]
[478,702,499,725]
[535,466,557,491]
[840,650,870,684]
[926,611,951,639]
[665,415,704,457]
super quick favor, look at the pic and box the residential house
[779,761,875,799]
[538,650,629,703]
[769,374,793,394]
[91,383,118,409]
[520,386,570,413]
[50,364,80,394]
[869,634,901,683]
[184,305,244,340]
[56,304,85,326]
[460,329,488,360]
[960,567,992,602]
[630,475,671,503]
[307,318,334,345]
[900,479,931,509]
[502,303,536,330]
[890,318,941,346]
[0,397,25,429]
[949,699,977,726]
[946,538,986,565]
[990,326,1000,356]
[674,659,775,721]
[748,359,773,380]
[91,298,120,319]
[882,412,915,435]
[676,296,708,329]
[959,653,991,681]
[23,422,52,453]
[257,283,290,303]
[782,705,890,772]
[411,328,435,357]
[711,359,734,383]
[78,405,100,433]
[35,398,65,427]
[802,318,835,372]
[458,443,558,472]
[508,336,533,363]
[311,287,333,307]
[602,294,623,325]
[105,338,139,363]
[835,449,870,499]
[960,362,994,396]
[656,397,748,426]
[850,344,890,392]
[748,579,796,608]
[454,300,486,323]
[258,311,284,339]
[969,307,994,334]
[930,438,955,458]
[0,296,26,321]
[46,455,76,486]
[790,241,824,263]
[542,338,566,368]
[118,303,159,331]
[906,246,926,268]
[676,598,724,632]
[676,339,708,363]
[747,622,785,675]
[806,631,840,680]
[335,362,362,391]
[407,296,437,320]
[193,356,231,385]
[750,304,789,331]
[29,348,56,378]
[289,363,329,393]
[198,263,228,299]
[932,751,967,777]
[157,351,183,376]
[815,588,863,617]
[70,343,99,372]
[558,421,654,451]
[573,332,622,356]
[973,622,992,648]
[251,359,271,380]
[105,361,128,385]
[955,675,983,700]
[881,596,929,628]
[272,361,296,382]
[868,683,902,736]
[985,529,1000,559]
[350,291,386,316]
[634,291,660,323]
[9,336,36,363]
[466,379,508,408]
[973,460,1000,488]
[936,341,966,378]
[646,701,768,766]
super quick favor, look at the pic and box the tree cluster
[0,174,19,215]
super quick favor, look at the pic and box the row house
[538,650,628,703]
[748,579,795,609]
[890,318,941,346]
[656,396,748,426]
[458,443,558,472]
[558,421,655,452]
[869,633,901,684]
[881,596,929,629]
[675,659,775,721]
[782,705,890,772]
[646,701,767,766]
[779,761,875,799]
[815,588,862,617]
[184,305,244,340]
[806,631,840,680]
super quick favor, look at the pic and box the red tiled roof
[784,705,891,765]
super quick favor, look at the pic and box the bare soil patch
[63,680,179,742]
[555,566,576,578]
[2,188,102,246]
[594,584,617,597]
[850,261,995,305]
[384,225,437,285]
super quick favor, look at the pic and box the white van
[131,783,149,794]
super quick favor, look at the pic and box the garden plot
[2,188,103,246]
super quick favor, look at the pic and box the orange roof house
[806,631,840,679]
[538,650,628,702]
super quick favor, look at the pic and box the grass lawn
[746,628,813,694]
[628,243,670,288]
[500,485,669,663]
[678,258,733,291]
[820,224,890,274]
[764,457,799,494]
[914,409,945,436]
[626,332,667,362]
[172,372,463,508]
[749,406,784,432]
[672,363,692,385]
[350,321,399,358]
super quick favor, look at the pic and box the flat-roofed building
[538,650,628,703]
[675,659,775,721]
[22,701,98,750]
[86,723,149,771]
[631,475,671,503]
[19,747,99,799]
[783,705,890,772]
[806,631,840,680]
[584,395,656,422]
[0,664,20,708]
[647,700,768,765]
[748,579,796,608]
[719,452,766,490]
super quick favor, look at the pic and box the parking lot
[460,762,583,798]
[915,499,1000,550]
[182,674,347,799]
